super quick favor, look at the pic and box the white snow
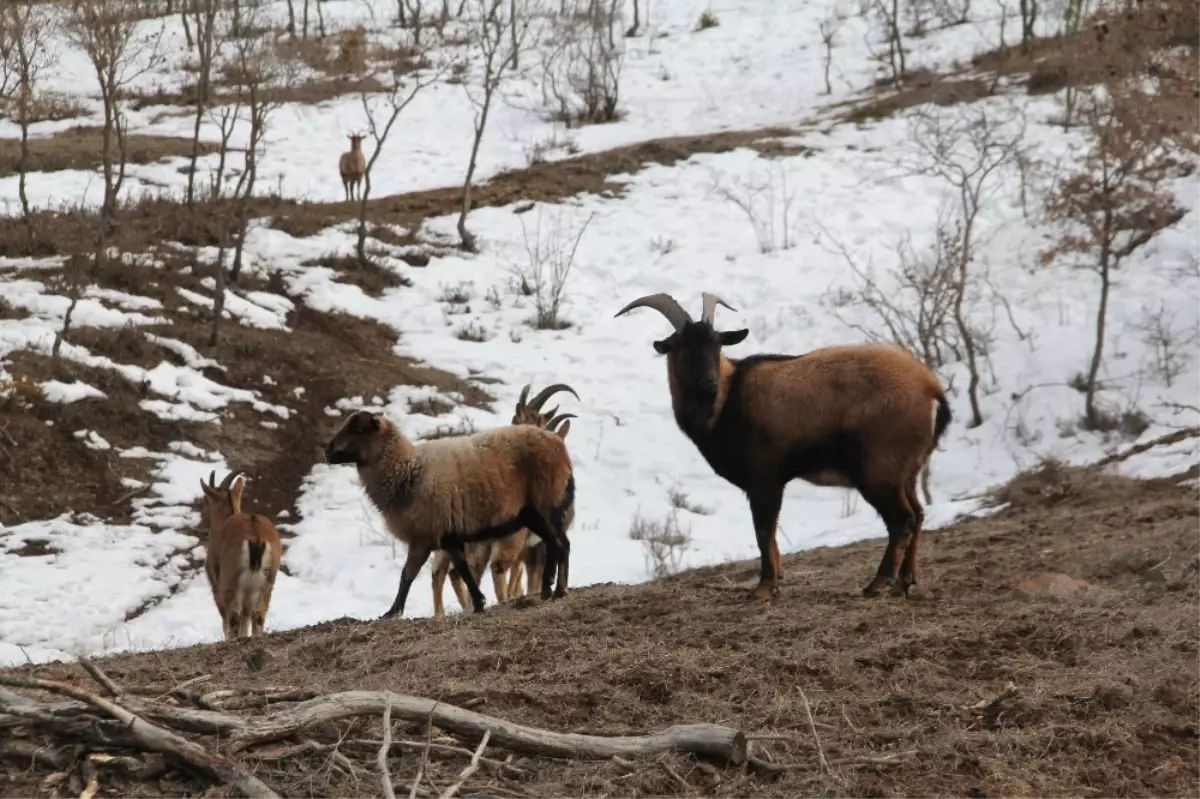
[0,0,1196,666]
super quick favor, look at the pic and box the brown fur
[616,292,951,603]
[339,134,366,202]
[199,472,283,640]
[325,410,576,620]
[431,383,579,621]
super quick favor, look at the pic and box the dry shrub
[628,508,692,579]
[337,24,369,74]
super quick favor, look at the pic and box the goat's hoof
[892,577,917,598]
[378,610,400,621]
[750,583,779,602]
[861,578,893,598]
[552,588,567,600]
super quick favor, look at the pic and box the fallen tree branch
[80,658,124,697]
[380,697,397,799]
[228,690,748,764]
[440,729,490,799]
[0,675,278,799]
[349,738,528,777]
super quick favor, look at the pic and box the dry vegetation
[1,460,1196,798]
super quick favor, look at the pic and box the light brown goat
[325,410,576,620]
[431,383,579,620]
[339,133,366,202]
[198,471,283,640]
[615,291,951,601]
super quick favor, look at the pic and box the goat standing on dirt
[324,410,576,620]
[199,471,283,640]
[615,291,951,601]
[431,382,579,620]
[339,133,366,202]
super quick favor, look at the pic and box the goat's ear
[557,419,571,438]
[230,477,245,512]
[718,329,749,347]
[652,334,678,354]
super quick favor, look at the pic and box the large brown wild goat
[324,410,576,620]
[339,133,366,202]
[432,382,578,620]
[615,291,951,600]
[198,471,283,639]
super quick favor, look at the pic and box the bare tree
[186,0,223,209]
[0,1,55,250]
[818,6,846,96]
[625,0,641,35]
[224,20,293,285]
[65,0,165,223]
[206,101,240,348]
[355,55,452,266]
[541,0,624,126]
[1043,89,1189,429]
[456,0,537,252]
[861,0,907,84]
[905,102,1026,428]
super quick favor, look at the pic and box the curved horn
[700,292,736,325]
[515,383,532,414]
[528,383,580,413]
[547,413,577,431]
[217,470,243,491]
[208,470,217,488]
[614,293,692,332]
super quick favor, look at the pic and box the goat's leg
[859,482,915,598]
[490,560,509,603]
[523,543,542,598]
[442,538,487,613]
[381,541,433,620]
[506,559,525,598]
[523,509,568,600]
[895,475,925,597]
[431,551,452,621]
[748,486,784,601]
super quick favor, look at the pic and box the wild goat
[339,133,366,202]
[324,409,576,620]
[198,471,283,639]
[615,291,952,600]
[431,383,579,620]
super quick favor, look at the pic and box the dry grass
[2,464,1196,798]
[0,126,220,179]
[831,69,996,124]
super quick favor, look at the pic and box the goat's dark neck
[669,355,756,488]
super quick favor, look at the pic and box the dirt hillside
[1,460,1196,799]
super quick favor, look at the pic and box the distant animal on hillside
[198,471,283,640]
[431,382,579,620]
[339,133,367,202]
[614,291,952,601]
[324,409,576,620]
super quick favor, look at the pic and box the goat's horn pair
[614,293,692,332]
[218,470,243,491]
[515,383,533,414]
[701,291,736,324]
[527,383,579,413]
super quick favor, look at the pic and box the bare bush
[510,206,593,330]
[1131,302,1196,388]
[709,160,803,254]
[540,0,625,126]
[860,0,907,85]
[628,508,691,579]
[818,5,847,96]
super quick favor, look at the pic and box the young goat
[324,409,576,620]
[615,291,951,601]
[198,471,283,639]
[339,133,366,202]
[431,383,579,620]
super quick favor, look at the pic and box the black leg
[858,483,915,598]
[382,541,432,620]
[523,508,567,600]
[442,538,487,613]
[747,486,784,602]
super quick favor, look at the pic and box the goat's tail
[932,393,952,451]
[551,473,575,536]
[247,514,267,573]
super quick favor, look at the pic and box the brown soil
[0,126,220,179]
[831,69,997,125]
[3,465,1196,798]
[0,126,806,259]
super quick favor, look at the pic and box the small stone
[1015,571,1096,600]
